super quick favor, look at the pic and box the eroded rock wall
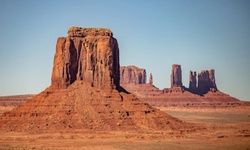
[51,27,120,90]
[198,69,217,94]
[170,64,182,88]
[120,66,146,85]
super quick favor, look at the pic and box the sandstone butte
[0,27,196,132]
[120,66,146,85]
[120,65,245,108]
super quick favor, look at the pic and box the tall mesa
[0,26,191,132]
[51,27,120,90]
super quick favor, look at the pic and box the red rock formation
[189,71,197,93]
[171,64,182,88]
[0,95,35,114]
[120,66,146,85]
[198,69,217,95]
[0,27,190,132]
[209,69,217,90]
[51,27,119,90]
[120,65,242,109]
[149,73,153,86]
[162,87,184,93]
[68,26,113,37]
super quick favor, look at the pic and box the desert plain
[0,95,249,150]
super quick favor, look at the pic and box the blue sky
[0,0,249,100]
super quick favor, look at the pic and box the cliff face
[51,27,120,90]
[120,66,146,85]
[198,69,217,94]
[170,64,182,88]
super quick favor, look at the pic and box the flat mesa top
[68,26,113,37]
[121,66,145,71]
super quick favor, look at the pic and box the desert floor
[0,107,249,150]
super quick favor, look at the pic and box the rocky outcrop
[149,73,153,86]
[198,70,209,94]
[198,69,217,94]
[120,64,219,96]
[189,71,197,93]
[162,87,184,93]
[0,27,191,132]
[120,66,146,85]
[119,66,241,109]
[51,27,120,90]
[68,26,113,37]
[170,64,182,88]
[209,69,217,90]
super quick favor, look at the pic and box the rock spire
[149,73,153,86]
[189,71,197,93]
[170,64,182,88]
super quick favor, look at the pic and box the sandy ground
[0,107,250,150]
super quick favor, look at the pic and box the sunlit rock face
[51,27,120,90]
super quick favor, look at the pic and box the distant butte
[120,66,146,85]
[120,65,245,108]
[0,27,194,132]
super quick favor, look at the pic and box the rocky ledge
[68,26,113,37]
